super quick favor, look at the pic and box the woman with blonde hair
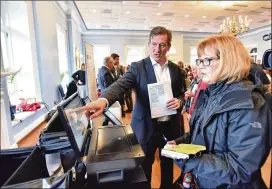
[167,34,271,188]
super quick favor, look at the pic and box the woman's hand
[167,140,177,148]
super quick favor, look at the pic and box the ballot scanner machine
[57,93,146,185]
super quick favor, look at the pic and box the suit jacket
[65,80,77,100]
[98,66,116,93]
[101,57,185,145]
[111,65,124,80]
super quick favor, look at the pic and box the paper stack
[161,144,206,159]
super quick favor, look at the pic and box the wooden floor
[18,112,271,188]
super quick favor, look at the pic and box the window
[93,45,110,75]
[125,45,145,65]
[56,24,69,93]
[245,45,258,63]
[1,1,38,105]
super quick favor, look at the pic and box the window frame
[124,45,146,65]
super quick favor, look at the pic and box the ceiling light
[202,16,206,18]
[157,13,161,16]
[126,11,130,14]
[158,1,164,7]
[96,24,100,28]
[185,15,189,17]
[204,1,233,8]
[92,9,96,13]
[180,28,183,30]
[220,15,251,36]
[122,1,126,4]
[199,29,203,31]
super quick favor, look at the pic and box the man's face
[149,34,170,63]
[257,60,261,65]
[108,57,114,69]
[81,64,85,71]
[113,57,120,66]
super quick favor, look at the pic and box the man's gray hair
[103,56,111,66]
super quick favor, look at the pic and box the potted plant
[1,67,22,120]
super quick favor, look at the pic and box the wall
[82,33,149,65]
[33,1,61,107]
[82,31,187,66]
[238,26,271,61]
[33,1,83,107]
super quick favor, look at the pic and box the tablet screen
[63,96,88,151]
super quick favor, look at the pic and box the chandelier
[220,15,251,36]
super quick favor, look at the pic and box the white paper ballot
[147,82,177,118]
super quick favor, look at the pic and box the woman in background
[182,61,201,119]
[168,34,271,188]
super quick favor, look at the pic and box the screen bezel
[57,93,88,159]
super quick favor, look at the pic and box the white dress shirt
[150,56,171,122]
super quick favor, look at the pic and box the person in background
[182,61,201,118]
[177,61,188,91]
[167,34,271,188]
[185,65,193,80]
[111,53,126,117]
[74,26,185,189]
[72,63,86,98]
[124,65,133,113]
[64,79,77,100]
[97,56,115,126]
[177,60,187,78]
[97,56,115,93]
[248,57,271,92]
[72,63,85,85]
[263,69,271,93]
[257,59,262,65]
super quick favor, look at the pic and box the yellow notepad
[161,144,206,159]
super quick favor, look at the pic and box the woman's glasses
[195,58,219,66]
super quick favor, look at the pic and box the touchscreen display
[104,110,123,125]
[64,96,88,151]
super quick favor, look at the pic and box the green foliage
[60,71,69,82]
[6,67,22,83]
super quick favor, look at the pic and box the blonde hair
[197,34,250,84]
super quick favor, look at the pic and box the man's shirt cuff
[99,97,109,110]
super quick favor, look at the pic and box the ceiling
[74,1,271,33]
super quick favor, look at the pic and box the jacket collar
[144,56,157,84]
[144,56,175,85]
[210,81,257,112]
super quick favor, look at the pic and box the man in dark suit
[111,53,124,80]
[97,56,115,93]
[75,26,185,189]
[111,53,126,117]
